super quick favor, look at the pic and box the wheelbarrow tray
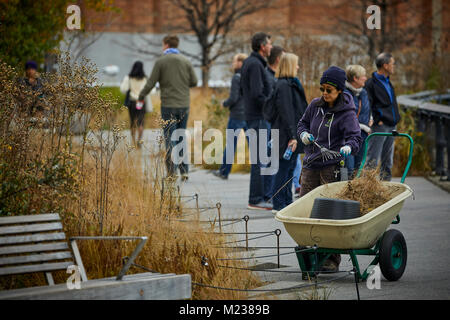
[275,181,413,249]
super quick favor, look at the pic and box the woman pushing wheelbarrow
[297,66,362,272]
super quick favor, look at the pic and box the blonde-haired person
[270,53,308,212]
[213,53,249,179]
[344,64,373,177]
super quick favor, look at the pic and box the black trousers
[161,107,189,176]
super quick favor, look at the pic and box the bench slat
[0,222,63,236]
[0,242,69,255]
[0,273,192,300]
[0,232,67,245]
[0,252,73,266]
[0,262,73,276]
[0,214,60,226]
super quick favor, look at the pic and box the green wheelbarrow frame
[295,131,414,281]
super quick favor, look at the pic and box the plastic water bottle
[339,160,348,181]
[283,145,293,160]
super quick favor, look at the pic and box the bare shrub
[0,56,262,299]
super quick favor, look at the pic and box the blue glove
[340,145,351,157]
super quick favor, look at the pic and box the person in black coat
[271,53,308,212]
[240,32,273,210]
[214,53,248,179]
[263,45,285,202]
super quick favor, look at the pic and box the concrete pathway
[178,168,450,300]
[124,128,449,300]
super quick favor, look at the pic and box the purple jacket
[297,91,362,169]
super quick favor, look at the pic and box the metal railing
[397,90,450,179]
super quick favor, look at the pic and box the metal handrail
[356,131,414,184]
[69,236,148,281]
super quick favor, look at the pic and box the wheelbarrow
[275,131,414,282]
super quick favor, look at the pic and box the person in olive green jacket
[138,34,198,181]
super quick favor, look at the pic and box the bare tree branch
[157,0,276,87]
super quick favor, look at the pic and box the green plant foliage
[99,86,125,110]
[425,64,441,91]
[0,0,118,69]
[0,0,69,68]
[205,95,229,131]
[393,108,432,177]
[0,54,120,217]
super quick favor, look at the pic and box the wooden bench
[0,213,191,300]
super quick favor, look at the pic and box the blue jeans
[219,118,248,177]
[263,120,275,201]
[293,154,302,189]
[246,119,269,205]
[161,107,189,176]
[273,156,297,211]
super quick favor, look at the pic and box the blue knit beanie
[320,66,346,91]
[25,60,38,70]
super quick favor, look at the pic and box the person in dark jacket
[344,65,373,177]
[297,66,362,272]
[364,53,400,181]
[271,53,308,212]
[263,45,284,202]
[265,46,284,91]
[213,53,248,179]
[19,60,45,116]
[241,32,273,210]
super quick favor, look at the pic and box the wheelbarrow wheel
[379,229,407,281]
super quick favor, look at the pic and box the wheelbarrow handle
[356,130,414,184]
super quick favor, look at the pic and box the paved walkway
[129,128,449,300]
[178,168,450,300]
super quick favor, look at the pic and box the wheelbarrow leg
[349,246,380,282]
[361,255,380,281]
[349,250,362,282]
[296,246,329,280]
[295,246,313,280]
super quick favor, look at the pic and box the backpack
[262,86,278,123]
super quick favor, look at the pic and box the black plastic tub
[310,198,360,220]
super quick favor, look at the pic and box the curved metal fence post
[216,202,222,233]
[274,229,281,268]
[116,237,148,280]
[244,215,249,251]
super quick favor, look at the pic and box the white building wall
[60,32,234,88]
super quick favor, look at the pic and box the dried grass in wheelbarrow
[336,169,401,216]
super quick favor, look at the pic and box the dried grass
[0,56,262,299]
[336,168,398,216]
[64,148,262,299]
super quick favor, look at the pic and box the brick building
[68,0,449,86]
